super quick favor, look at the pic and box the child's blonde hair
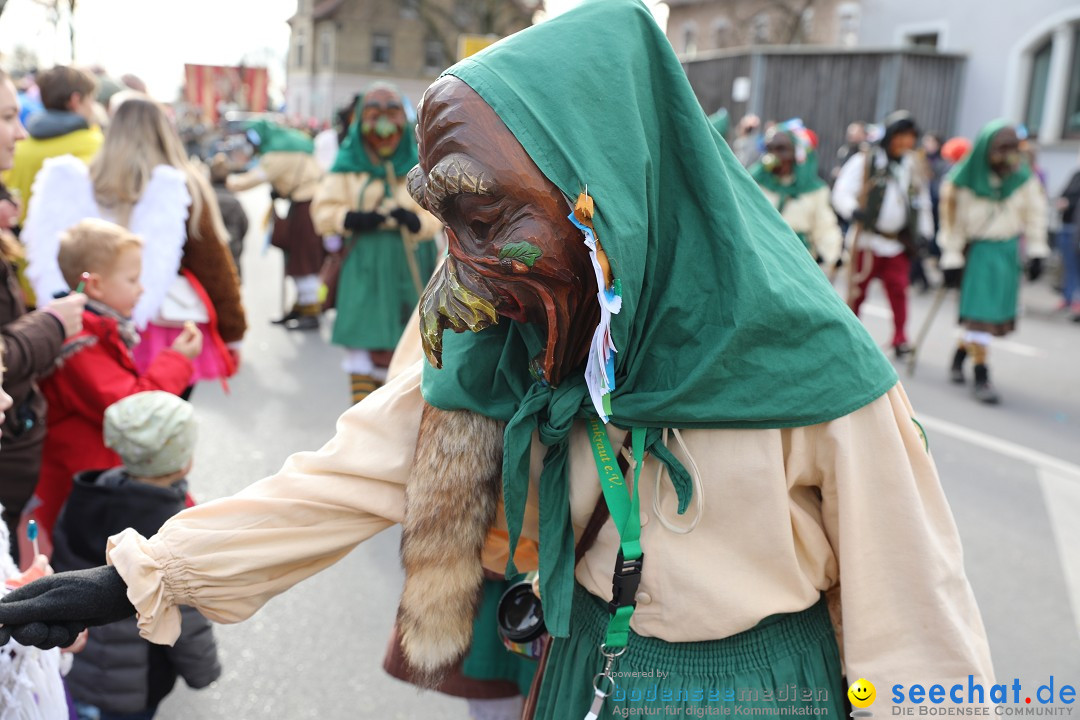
[57,218,142,288]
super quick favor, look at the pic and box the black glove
[943,267,964,289]
[0,565,135,649]
[1026,257,1043,282]
[343,210,385,233]
[389,207,422,233]
[850,208,870,226]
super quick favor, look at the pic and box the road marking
[861,304,1046,358]
[918,413,1080,483]
[1039,468,1080,641]
[991,339,1046,358]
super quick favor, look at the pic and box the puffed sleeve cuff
[1026,242,1050,259]
[106,528,183,645]
[939,249,965,270]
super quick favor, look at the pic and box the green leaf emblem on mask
[498,241,543,267]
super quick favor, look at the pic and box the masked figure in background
[227,119,325,330]
[750,119,842,269]
[938,121,1048,404]
[0,4,994,719]
[832,111,934,358]
[311,85,442,404]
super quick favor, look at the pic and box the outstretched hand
[389,207,422,233]
[343,210,385,233]
[0,565,135,649]
[942,267,964,289]
[1026,257,1043,282]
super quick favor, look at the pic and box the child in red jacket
[33,219,202,537]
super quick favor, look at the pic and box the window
[319,28,333,68]
[837,3,860,47]
[1025,40,1052,138]
[372,33,392,68]
[682,21,698,55]
[1064,27,1080,138]
[454,0,474,27]
[751,14,770,44]
[712,18,731,49]
[425,39,447,73]
[798,8,814,43]
[295,28,306,69]
[401,0,420,19]
[907,32,939,49]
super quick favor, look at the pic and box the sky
[0,0,296,101]
[0,0,666,103]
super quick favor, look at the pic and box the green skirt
[535,584,844,719]
[331,230,436,350]
[959,237,1021,333]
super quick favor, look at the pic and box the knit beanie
[103,392,196,478]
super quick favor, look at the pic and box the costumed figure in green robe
[938,120,1048,403]
[0,4,994,719]
[311,84,442,404]
[226,119,325,330]
[750,119,842,269]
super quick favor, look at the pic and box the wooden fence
[682,47,967,176]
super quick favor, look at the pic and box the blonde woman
[23,97,246,392]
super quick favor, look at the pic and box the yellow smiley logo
[848,678,876,708]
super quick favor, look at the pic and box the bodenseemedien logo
[849,679,877,718]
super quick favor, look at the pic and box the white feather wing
[22,155,100,303]
[128,165,191,329]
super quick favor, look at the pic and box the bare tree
[9,45,42,74]
[30,0,77,60]
[732,0,818,46]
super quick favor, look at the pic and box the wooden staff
[905,285,949,376]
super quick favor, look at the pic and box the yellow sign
[458,34,499,60]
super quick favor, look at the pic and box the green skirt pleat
[331,231,436,350]
[534,584,844,719]
[959,238,1021,326]
[461,578,538,696]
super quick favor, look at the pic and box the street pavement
[157,188,1080,718]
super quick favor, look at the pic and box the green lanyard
[587,418,645,648]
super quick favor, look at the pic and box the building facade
[664,0,862,57]
[857,0,1079,193]
[286,0,536,124]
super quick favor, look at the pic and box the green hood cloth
[749,119,826,200]
[709,108,730,138]
[421,0,896,638]
[946,118,1032,201]
[244,118,314,155]
[330,89,418,179]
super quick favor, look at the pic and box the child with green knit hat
[51,391,220,719]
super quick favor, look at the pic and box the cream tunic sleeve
[809,185,843,268]
[1019,176,1049,260]
[815,383,995,688]
[937,180,968,269]
[310,172,366,236]
[106,363,425,645]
